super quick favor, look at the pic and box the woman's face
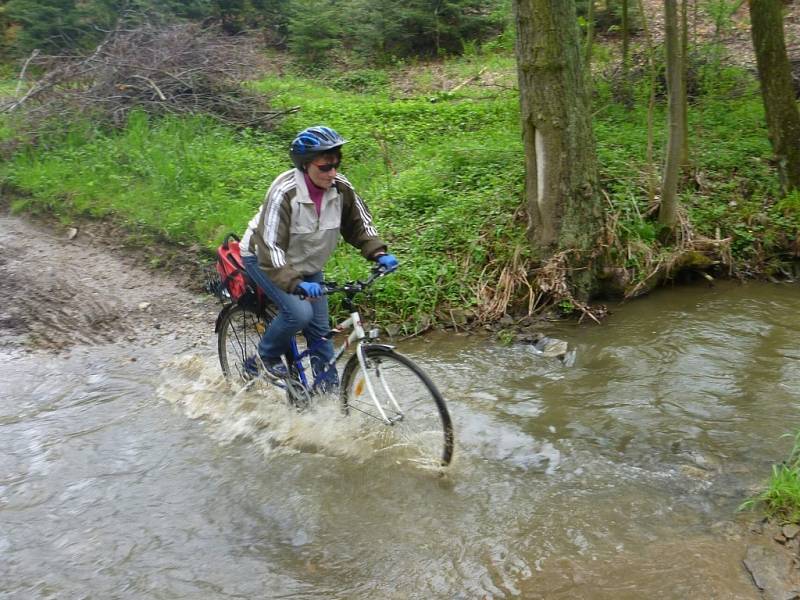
[306,153,340,190]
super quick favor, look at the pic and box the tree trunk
[513,0,604,299]
[659,0,683,233]
[620,0,632,107]
[585,0,595,68]
[680,0,690,168]
[748,0,800,193]
[637,0,658,202]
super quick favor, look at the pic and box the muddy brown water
[2,277,799,599]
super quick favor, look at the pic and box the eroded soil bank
[0,210,215,355]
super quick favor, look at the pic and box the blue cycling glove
[376,254,399,272]
[296,281,323,298]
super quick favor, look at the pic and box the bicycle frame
[225,266,406,425]
[287,309,403,425]
[288,309,365,389]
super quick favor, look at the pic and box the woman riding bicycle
[239,125,398,384]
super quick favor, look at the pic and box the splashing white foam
[156,353,449,470]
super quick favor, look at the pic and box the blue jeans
[242,254,336,384]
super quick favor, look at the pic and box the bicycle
[210,266,454,467]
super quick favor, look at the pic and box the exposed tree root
[624,203,733,298]
[469,200,735,327]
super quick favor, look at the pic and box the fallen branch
[449,67,487,93]
[131,74,166,101]
[1,23,284,131]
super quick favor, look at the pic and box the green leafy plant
[740,431,800,524]
[557,300,575,314]
[496,328,515,345]
[703,0,746,39]
[774,190,800,229]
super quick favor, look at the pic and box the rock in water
[533,336,569,359]
[743,543,800,600]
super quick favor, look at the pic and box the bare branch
[15,49,40,96]
[130,74,167,101]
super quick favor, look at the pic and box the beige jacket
[241,169,387,292]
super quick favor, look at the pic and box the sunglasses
[311,161,340,173]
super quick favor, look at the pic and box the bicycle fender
[214,304,237,333]
[361,343,395,352]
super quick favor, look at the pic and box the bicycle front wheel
[340,345,454,466]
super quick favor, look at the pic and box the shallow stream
[2,280,799,598]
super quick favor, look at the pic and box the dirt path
[0,210,217,355]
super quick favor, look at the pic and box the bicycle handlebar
[295,265,394,299]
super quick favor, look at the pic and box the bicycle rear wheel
[340,345,454,466]
[217,303,312,409]
[217,303,274,381]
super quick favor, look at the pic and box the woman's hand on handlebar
[376,253,399,272]
[295,265,396,298]
[296,281,323,298]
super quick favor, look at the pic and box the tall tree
[285,0,504,63]
[680,0,689,168]
[584,0,594,68]
[287,0,341,66]
[659,0,684,233]
[620,0,632,107]
[513,0,604,298]
[4,0,218,55]
[748,0,800,193]
[636,0,658,202]
[5,0,82,54]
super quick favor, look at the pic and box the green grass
[741,431,800,524]
[0,54,795,327]
[5,112,283,244]
[0,79,20,97]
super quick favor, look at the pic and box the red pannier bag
[215,234,256,303]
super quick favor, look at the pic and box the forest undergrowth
[1,30,798,334]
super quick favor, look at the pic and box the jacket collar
[294,168,339,204]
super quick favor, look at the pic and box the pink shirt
[304,172,325,216]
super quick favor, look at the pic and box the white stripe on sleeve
[263,175,295,267]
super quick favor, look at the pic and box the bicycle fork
[356,343,405,426]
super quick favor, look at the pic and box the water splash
[156,353,450,471]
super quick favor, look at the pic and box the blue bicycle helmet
[289,126,347,170]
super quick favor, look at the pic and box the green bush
[287,0,507,66]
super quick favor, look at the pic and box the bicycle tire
[340,345,454,466]
[217,303,313,409]
[217,303,274,381]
